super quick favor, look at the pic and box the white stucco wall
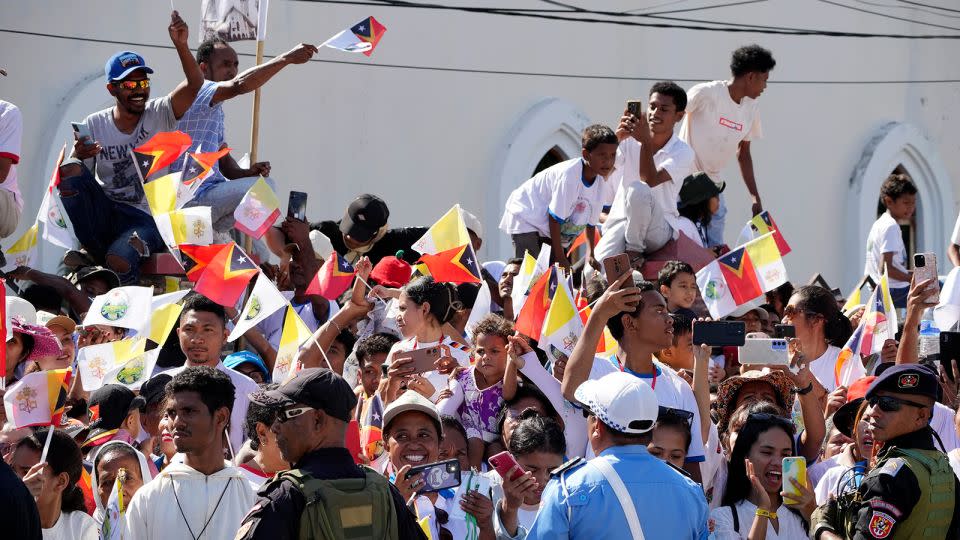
[2,0,958,293]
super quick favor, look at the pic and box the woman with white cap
[88,440,153,526]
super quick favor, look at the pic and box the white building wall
[1,0,958,293]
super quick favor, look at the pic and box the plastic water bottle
[919,318,940,360]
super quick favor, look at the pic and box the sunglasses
[782,306,819,319]
[658,406,694,424]
[867,395,927,412]
[113,79,150,90]
[277,406,313,423]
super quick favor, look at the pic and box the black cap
[340,194,389,243]
[139,373,173,408]
[88,384,146,432]
[72,265,121,290]
[249,368,357,422]
[678,172,724,209]
[866,364,939,401]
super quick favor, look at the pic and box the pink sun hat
[10,318,63,360]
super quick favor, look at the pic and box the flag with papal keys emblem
[194,242,260,306]
[233,177,280,238]
[77,338,147,391]
[1,223,38,273]
[273,306,312,382]
[83,286,154,331]
[155,206,214,249]
[321,16,386,56]
[540,275,582,359]
[228,273,287,342]
[37,144,77,250]
[131,131,192,182]
[201,0,269,42]
[306,251,356,300]
[3,369,71,428]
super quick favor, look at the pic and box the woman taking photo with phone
[384,390,495,540]
[781,285,857,392]
[489,413,566,539]
[711,414,815,540]
[384,276,470,403]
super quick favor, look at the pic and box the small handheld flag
[194,243,260,306]
[132,131,192,181]
[321,16,387,56]
[306,251,356,300]
[233,177,280,239]
[3,369,71,428]
[417,244,482,285]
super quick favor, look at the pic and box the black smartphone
[405,458,461,493]
[692,321,746,347]
[941,331,960,382]
[626,99,643,118]
[287,191,308,221]
[774,324,796,339]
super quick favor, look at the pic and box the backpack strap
[590,456,646,540]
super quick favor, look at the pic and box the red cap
[370,255,412,288]
[847,376,877,402]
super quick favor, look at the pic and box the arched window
[533,146,568,176]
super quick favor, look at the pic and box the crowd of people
[3,10,960,540]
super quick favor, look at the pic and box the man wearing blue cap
[57,11,203,284]
[812,364,960,539]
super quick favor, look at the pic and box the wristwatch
[794,382,814,395]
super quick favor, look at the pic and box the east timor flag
[194,243,260,306]
[179,243,230,282]
[350,16,386,57]
[515,266,557,341]
[417,244,481,285]
[718,247,762,305]
[306,251,357,300]
[132,131,191,181]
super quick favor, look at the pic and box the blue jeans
[706,192,727,247]
[57,161,164,284]
[186,176,278,233]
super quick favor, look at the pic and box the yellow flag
[164,276,181,294]
[149,302,184,345]
[842,287,862,314]
[411,204,472,255]
[2,223,38,271]
[273,306,313,381]
[143,172,180,215]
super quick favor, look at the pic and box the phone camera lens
[917,255,925,265]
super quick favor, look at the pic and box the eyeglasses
[113,79,150,90]
[867,395,927,412]
[277,406,314,423]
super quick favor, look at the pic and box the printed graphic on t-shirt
[719,117,743,131]
[101,126,150,204]
[559,196,594,244]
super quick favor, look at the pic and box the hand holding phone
[287,191,308,221]
[692,321,746,347]
[781,456,807,503]
[394,346,443,374]
[602,253,631,286]
[405,459,461,493]
[626,100,643,118]
[488,451,525,481]
[914,252,940,304]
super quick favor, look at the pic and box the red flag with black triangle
[515,266,557,340]
[417,244,481,284]
[718,246,763,305]
[194,243,260,306]
[131,131,192,182]
[181,147,231,187]
[178,243,231,282]
[306,251,357,300]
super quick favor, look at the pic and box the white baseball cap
[6,296,37,342]
[461,210,483,241]
[574,372,659,434]
[309,230,334,260]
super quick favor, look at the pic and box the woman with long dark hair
[782,285,858,392]
[19,429,97,539]
[711,414,815,539]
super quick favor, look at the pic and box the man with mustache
[236,368,426,540]
[812,364,960,539]
[58,11,203,284]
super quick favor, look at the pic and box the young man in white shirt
[594,82,696,270]
[864,173,917,307]
[499,125,617,269]
[679,45,775,247]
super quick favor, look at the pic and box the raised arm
[5,266,92,316]
[212,43,318,105]
[896,275,938,365]
[167,11,205,119]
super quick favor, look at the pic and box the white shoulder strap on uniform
[591,456,645,540]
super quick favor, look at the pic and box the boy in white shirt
[864,173,917,307]
[679,45,775,247]
[594,81,696,270]
[499,124,617,268]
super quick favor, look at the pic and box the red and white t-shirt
[679,80,763,179]
[0,100,23,210]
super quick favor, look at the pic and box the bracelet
[328,319,343,333]
[794,382,814,395]
[755,508,778,520]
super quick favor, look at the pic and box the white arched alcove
[846,121,955,287]
[487,97,590,259]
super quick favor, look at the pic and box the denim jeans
[57,161,164,284]
[705,192,727,247]
[185,176,278,233]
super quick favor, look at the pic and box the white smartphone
[71,122,94,146]
[914,252,939,304]
[738,338,790,365]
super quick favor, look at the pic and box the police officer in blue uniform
[528,371,709,539]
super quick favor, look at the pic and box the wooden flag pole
[245,39,265,258]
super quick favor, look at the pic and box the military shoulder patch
[868,510,896,538]
[877,458,905,478]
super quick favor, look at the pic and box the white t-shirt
[676,217,707,247]
[0,100,23,210]
[809,345,866,393]
[679,80,763,178]
[865,211,909,288]
[710,500,807,540]
[591,357,706,463]
[43,510,97,540]
[499,158,606,246]
[82,96,177,212]
[610,134,696,232]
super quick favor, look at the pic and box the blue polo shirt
[528,445,709,539]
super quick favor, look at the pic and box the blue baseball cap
[104,51,154,83]
[224,351,270,382]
